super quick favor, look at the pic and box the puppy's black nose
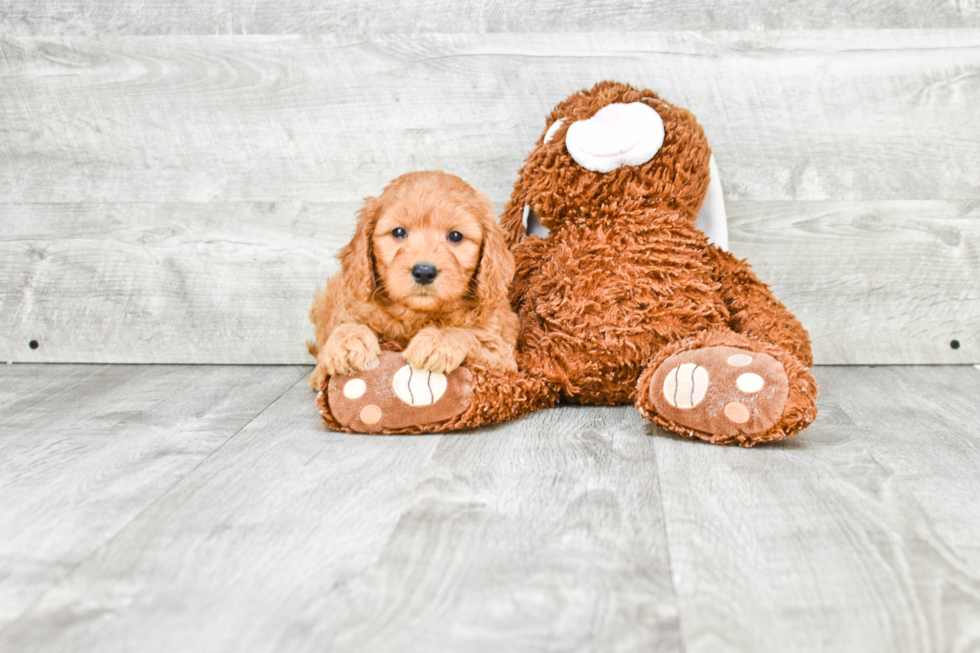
[411,263,438,285]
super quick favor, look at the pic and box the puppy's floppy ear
[339,196,382,302]
[473,201,516,307]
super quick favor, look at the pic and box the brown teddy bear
[316,81,818,446]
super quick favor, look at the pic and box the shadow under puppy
[309,170,518,390]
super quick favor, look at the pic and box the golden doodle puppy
[309,171,518,390]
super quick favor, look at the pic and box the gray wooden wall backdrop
[2,3,979,365]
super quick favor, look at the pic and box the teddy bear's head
[501,81,712,245]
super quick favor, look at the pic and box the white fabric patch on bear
[392,365,447,406]
[695,154,729,251]
[565,102,665,174]
[543,119,563,144]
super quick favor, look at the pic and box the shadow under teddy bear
[317,81,818,447]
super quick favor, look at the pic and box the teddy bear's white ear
[543,119,563,144]
[522,204,550,239]
[695,154,729,251]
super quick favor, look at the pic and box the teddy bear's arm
[707,246,814,368]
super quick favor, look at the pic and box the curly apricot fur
[309,171,518,388]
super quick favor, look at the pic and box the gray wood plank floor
[0,364,309,632]
[1,364,978,652]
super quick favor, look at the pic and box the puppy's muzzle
[411,263,438,285]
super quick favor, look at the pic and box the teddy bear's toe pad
[325,351,472,433]
[649,346,788,436]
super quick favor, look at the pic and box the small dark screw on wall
[29,340,39,350]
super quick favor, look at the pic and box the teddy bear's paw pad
[649,346,789,436]
[325,351,472,433]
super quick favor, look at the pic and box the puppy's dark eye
[447,231,463,243]
[391,227,407,239]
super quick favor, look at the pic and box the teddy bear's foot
[636,331,818,446]
[648,345,788,437]
[318,351,473,434]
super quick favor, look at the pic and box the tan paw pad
[343,378,367,399]
[360,404,382,424]
[727,353,753,367]
[724,402,750,423]
[736,373,764,393]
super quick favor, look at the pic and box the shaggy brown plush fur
[314,82,818,446]
[308,171,518,389]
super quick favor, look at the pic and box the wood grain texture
[1,31,978,204]
[653,365,980,652]
[0,202,346,364]
[329,407,680,652]
[2,30,977,365]
[2,364,979,651]
[0,363,307,632]
[2,0,979,35]
[3,200,976,364]
[728,200,980,365]
[0,376,682,653]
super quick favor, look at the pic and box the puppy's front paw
[316,324,381,379]
[404,327,468,374]
[309,363,330,390]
